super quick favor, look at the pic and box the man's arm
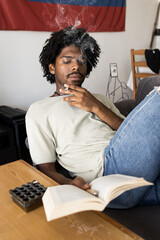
[92,100,123,130]
[61,84,123,130]
[37,162,90,190]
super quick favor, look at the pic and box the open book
[42,174,152,221]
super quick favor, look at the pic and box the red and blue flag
[0,0,126,32]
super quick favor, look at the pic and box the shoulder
[26,97,60,121]
[93,93,113,106]
[27,97,48,115]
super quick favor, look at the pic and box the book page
[90,174,152,204]
[48,185,103,206]
[42,185,104,221]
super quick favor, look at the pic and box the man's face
[49,45,87,89]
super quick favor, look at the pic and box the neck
[54,91,60,96]
[50,91,60,97]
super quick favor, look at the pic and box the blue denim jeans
[104,87,160,209]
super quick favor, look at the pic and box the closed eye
[61,56,87,65]
[63,59,72,64]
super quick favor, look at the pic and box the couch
[105,75,160,240]
[114,75,160,117]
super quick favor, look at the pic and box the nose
[72,59,80,71]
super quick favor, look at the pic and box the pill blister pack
[9,180,46,212]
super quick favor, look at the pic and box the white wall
[0,0,159,110]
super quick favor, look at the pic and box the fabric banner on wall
[0,0,126,32]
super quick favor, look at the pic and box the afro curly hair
[39,26,101,84]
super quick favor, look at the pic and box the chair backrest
[130,49,158,99]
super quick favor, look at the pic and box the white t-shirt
[26,93,124,183]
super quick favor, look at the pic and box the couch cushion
[115,100,136,117]
[136,76,160,105]
[104,206,160,240]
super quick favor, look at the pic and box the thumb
[72,177,90,190]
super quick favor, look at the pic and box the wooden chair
[130,49,158,99]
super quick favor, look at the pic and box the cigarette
[86,189,98,197]
[64,87,68,91]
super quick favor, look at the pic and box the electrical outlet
[110,63,118,77]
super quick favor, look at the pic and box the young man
[26,26,160,209]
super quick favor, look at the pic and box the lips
[68,74,82,80]
[67,71,84,78]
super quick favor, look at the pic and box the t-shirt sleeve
[25,116,57,166]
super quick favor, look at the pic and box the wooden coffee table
[0,160,143,240]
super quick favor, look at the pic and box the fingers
[60,88,80,97]
[71,177,90,190]
[59,84,96,112]
[60,84,88,97]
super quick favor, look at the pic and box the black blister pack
[9,180,46,212]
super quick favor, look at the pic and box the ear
[49,64,55,74]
